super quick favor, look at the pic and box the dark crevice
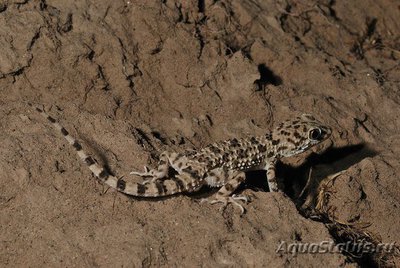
[59,13,73,33]
[225,43,240,56]
[195,30,205,59]
[10,68,25,77]
[132,128,154,149]
[245,144,378,195]
[366,18,378,39]
[131,128,158,159]
[198,0,205,13]
[112,97,122,116]
[294,231,302,241]
[253,64,283,91]
[205,114,213,126]
[15,0,31,7]
[245,143,395,266]
[354,115,371,133]
[288,145,376,198]
[194,17,207,59]
[175,3,187,24]
[280,143,395,267]
[241,44,253,61]
[27,28,41,51]
[318,0,342,26]
[329,65,346,79]
[350,17,378,60]
[97,65,110,91]
[117,37,138,94]
[39,0,47,10]
[150,46,162,55]
[87,49,95,61]
[151,131,168,145]
[327,0,337,18]
[371,68,386,86]
[126,75,135,93]
[316,213,397,267]
[54,160,65,173]
[0,3,7,12]
[278,4,291,33]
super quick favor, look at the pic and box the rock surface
[0,0,399,267]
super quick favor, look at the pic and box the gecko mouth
[288,138,327,157]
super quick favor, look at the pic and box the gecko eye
[309,128,322,141]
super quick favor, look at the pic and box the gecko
[32,105,331,213]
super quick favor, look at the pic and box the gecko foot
[130,166,168,183]
[130,165,154,177]
[201,194,249,214]
[130,166,160,184]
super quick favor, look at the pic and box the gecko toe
[232,194,250,203]
[203,196,247,214]
[130,166,154,177]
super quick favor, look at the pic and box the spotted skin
[33,105,331,213]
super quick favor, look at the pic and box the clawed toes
[232,194,250,203]
[130,165,152,177]
[141,177,158,184]
[202,195,248,214]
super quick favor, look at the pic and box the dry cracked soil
[0,0,400,267]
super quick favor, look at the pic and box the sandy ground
[0,0,399,267]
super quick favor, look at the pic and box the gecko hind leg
[130,151,170,182]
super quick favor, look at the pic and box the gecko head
[271,114,331,158]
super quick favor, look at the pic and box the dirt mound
[1,0,399,266]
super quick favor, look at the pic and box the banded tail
[31,104,182,197]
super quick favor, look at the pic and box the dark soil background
[0,0,399,267]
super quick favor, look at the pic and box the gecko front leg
[265,159,279,192]
[202,170,248,214]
